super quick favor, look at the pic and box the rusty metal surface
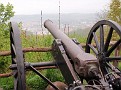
[45,81,67,90]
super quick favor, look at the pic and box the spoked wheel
[85,20,121,74]
[10,22,26,90]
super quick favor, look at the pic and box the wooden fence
[0,42,121,77]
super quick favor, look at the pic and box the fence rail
[0,42,116,56]
[0,47,52,56]
[0,41,120,77]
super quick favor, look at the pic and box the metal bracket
[29,65,59,90]
[52,39,79,85]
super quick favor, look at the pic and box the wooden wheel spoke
[10,31,17,63]
[88,44,98,55]
[104,27,113,52]
[106,39,121,56]
[93,32,100,52]
[12,44,16,55]
[105,57,121,61]
[100,25,104,52]
[10,32,14,45]
[86,20,121,75]
[11,44,17,63]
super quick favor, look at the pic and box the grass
[0,31,72,90]
[1,29,121,90]
[0,77,14,90]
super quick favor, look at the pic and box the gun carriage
[2,19,121,90]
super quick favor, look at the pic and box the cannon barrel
[44,20,99,77]
[44,20,96,61]
[44,20,82,59]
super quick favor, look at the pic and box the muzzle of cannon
[1,19,121,90]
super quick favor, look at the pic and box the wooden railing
[0,42,120,77]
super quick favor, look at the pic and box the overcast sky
[0,0,110,15]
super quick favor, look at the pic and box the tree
[0,3,14,72]
[97,9,108,21]
[107,0,121,25]
[0,2,14,50]
[107,0,121,67]
[0,3,14,24]
[0,3,14,37]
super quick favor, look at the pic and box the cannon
[8,19,121,90]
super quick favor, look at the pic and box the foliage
[0,4,89,89]
[0,3,14,24]
[107,0,121,25]
[0,2,14,73]
[0,2,14,51]
[26,69,64,90]
[97,9,108,20]
[0,29,87,90]
[0,2,14,40]
[0,77,13,90]
[97,0,121,23]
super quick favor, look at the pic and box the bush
[26,69,64,90]
[0,77,14,90]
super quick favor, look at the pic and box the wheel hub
[97,52,106,62]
